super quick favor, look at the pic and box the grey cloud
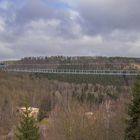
[16,0,53,24]
[7,0,82,39]
[0,0,140,59]
[69,0,140,35]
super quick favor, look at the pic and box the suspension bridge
[1,64,140,76]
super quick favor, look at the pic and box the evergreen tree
[125,76,140,140]
[16,107,40,140]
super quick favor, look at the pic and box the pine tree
[125,76,140,140]
[16,107,40,140]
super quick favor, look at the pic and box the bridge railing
[4,68,140,76]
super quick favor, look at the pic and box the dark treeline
[18,56,140,65]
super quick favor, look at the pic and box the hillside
[0,71,131,139]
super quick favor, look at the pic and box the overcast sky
[0,0,140,60]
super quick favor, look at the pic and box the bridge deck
[5,68,140,76]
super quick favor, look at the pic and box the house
[17,107,39,120]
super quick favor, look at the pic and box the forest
[0,56,140,139]
[0,71,132,140]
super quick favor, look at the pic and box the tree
[125,76,140,140]
[38,97,51,121]
[16,107,40,140]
